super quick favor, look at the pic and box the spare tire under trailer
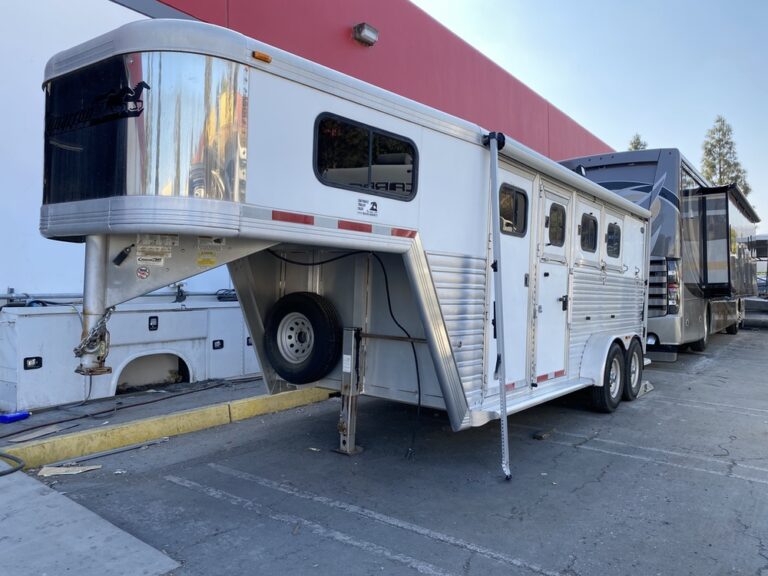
[264,292,343,385]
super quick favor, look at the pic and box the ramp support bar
[484,132,512,480]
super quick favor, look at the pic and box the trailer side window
[606,222,621,257]
[314,113,417,200]
[580,214,598,252]
[548,203,566,247]
[499,185,527,237]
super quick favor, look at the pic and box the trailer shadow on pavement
[23,328,768,576]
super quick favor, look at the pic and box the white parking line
[509,423,768,474]
[648,394,768,416]
[164,475,456,576]
[505,427,768,486]
[208,463,562,576]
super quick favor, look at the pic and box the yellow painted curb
[3,388,333,469]
[230,387,331,421]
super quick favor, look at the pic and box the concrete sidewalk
[0,461,180,576]
[0,377,331,468]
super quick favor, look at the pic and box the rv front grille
[648,258,667,317]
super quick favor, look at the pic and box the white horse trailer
[41,20,650,475]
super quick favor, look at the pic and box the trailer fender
[580,334,628,387]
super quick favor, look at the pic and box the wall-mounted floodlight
[353,22,379,46]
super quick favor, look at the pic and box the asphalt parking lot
[38,327,768,576]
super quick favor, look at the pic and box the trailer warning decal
[357,199,379,217]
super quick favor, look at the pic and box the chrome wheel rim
[609,357,621,398]
[277,312,314,364]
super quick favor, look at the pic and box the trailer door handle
[558,294,569,311]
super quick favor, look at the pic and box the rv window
[315,113,417,200]
[606,222,621,258]
[548,203,566,247]
[499,185,527,237]
[580,214,598,252]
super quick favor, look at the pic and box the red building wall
[159,0,612,159]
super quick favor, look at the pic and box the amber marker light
[252,50,272,63]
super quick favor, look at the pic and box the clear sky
[410,0,768,233]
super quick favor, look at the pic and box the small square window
[580,213,598,253]
[500,185,527,237]
[548,203,566,247]
[606,222,621,258]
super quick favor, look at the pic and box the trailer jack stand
[335,328,363,455]
[335,393,363,455]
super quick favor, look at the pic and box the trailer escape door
[497,169,534,391]
[535,189,570,383]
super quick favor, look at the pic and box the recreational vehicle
[41,19,650,475]
[562,149,759,355]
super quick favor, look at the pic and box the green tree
[628,133,647,151]
[701,115,751,195]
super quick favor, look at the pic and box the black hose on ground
[0,451,25,476]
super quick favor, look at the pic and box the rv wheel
[591,342,624,413]
[690,308,710,351]
[622,340,644,401]
[264,292,342,384]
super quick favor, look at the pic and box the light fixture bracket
[353,22,379,46]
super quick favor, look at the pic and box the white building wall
[1,0,231,296]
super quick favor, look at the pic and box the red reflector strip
[338,220,372,233]
[391,228,417,238]
[272,210,314,225]
[505,382,516,391]
[536,370,566,383]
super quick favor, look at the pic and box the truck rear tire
[264,292,342,384]
[622,340,643,401]
[591,342,624,413]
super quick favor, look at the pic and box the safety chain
[73,307,114,358]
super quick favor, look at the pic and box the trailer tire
[591,342,624,413]
[622,340,644,401]
[264,292,342,384]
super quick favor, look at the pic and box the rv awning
[699,183,761,223]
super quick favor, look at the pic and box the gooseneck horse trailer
[41,20,650,475]
[562,149,759,355]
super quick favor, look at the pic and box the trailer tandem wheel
[622,339,644,401]
[264,292,342,384]
[591,342,625,412]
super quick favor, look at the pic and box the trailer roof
[45,18,649,220]
[502,139,651,219]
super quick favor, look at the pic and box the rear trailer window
[606,222,622,257]
[580,213,598,252]
[315,114,417,200]
[499,185,527,237]
[548,203,566,247]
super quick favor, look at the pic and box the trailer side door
[496,168,534,392]
[534,188,571,383]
